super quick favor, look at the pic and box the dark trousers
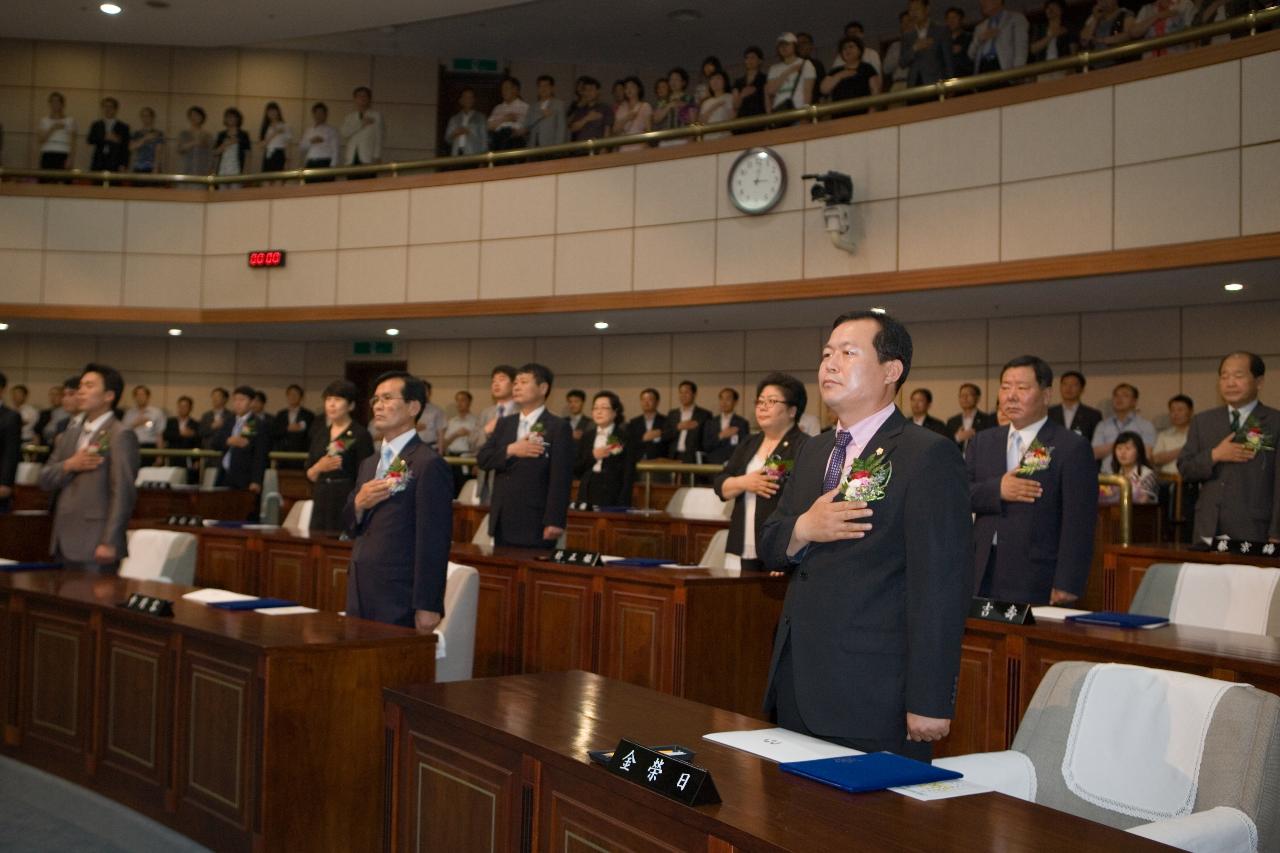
[56,550,118,574]
[262,148,286,172]
[304,157,333,183]
[771,638,933,763]
[347,153,374,180]
[974,55,1012,90]
[978,544,998,597]
[40,151,70,183]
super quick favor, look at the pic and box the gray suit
[523,97,567,148]
[444,110,488,156]
[901,20,956,85]
[39,416,139,568]
[1179,403,1280,542]
[968,9,1030,70]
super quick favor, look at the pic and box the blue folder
[606,558,674,567]
[779,752,962,793]
[0,562,63,571]
[1065,611,1169,629]
[208,597,299,611]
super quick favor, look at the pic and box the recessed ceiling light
[0,322,9,331]
[593,321,609,330]
[167,328,182,336]
[386,328,400,336]
[667,8,702,21]
[870,306,887,314]
[100,3,123,14]
[1224,282,1244,292]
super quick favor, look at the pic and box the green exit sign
[451,58,500,73]
[353,341,395,355]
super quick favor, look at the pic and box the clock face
[727,147,787,215]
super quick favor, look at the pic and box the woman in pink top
[613,76,653,152]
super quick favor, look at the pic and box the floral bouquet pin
[605,432,624,456]
[326,430,352,457]
[838,448,892,503]
[384,456,413,494]
[1016,440,1052,476]
[92,430,111,456]
[238,417,258,439]
[762,453,794,483]
[528,421,549,455]
[1237,415,1275,453]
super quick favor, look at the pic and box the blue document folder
[606,558,674,567]
[1065,611,1169,629]
[208,597,299,611]
[0,562,63,571]
[779,752,962,793]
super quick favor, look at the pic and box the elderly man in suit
[0,372,22,514]
[901,0,956,85]
[759,311,972,761]
[38,363,139,572]
[968,0,1029,76]
[968,355,1098,605]
[476,363,574,549]
[344,371,452,630]
[1179,352,1280,545]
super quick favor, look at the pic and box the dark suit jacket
[662,406,712,462]
[967,418,1097,603]
[307,420,375,532]
[573,424,636,508]
[272,407,315,454]
[713,425,808,558]
[198,409,230,449]
[0,404,20,490]
[902,20,955,85]
[210,413,270,490]
[944,409,997,446]
[38,416,139,562]
[912,414,951,440]
[476,409,574,547]
[701,413,751,465]
[1048,403,1103,442]
[163,416,202,451]
[759,411,972,740]
[342,434,452,627]
[625,412,668,460]
[1178,403,1280,542]
[88,119,131,171]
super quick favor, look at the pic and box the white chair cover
[119,529,197,585]
[434,562,479,683]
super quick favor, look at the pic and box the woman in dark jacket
[573,390,636,508]
[305,379,374,532]
[713,373,809,571]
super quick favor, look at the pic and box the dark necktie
[823,431,853,493]
[1230,410,1240,433]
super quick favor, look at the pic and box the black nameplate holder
[569,500,595,512]
[118,593,175,618]
[604,739,720,806]
[550,549,603,567]
[166,514,203,527]
[1208,538,1278,558]
[970,597,1035,625]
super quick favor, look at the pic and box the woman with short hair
[306,380,375,532]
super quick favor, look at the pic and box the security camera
[803,171,856,254]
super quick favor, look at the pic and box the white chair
[456,478,481,506]
[471,513,495,546]
[665,486,732,520]
[698,529,729,568]
[15,462,41,485]
[282,499,313,531]
[1130,562,1280,637]
[135,466,187,486]
[200,466,219,489]
[434,562,480,682]
[119,529,197,585]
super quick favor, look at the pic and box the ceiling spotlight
[385,328,400,336]
[100,2,123,14]
[870,307,887,314]
[0,322,9,331]
[593,321,610,330]
[1224,282,1244,292]
[167,328,182,336]
[667,8,702,21]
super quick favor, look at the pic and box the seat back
[283,499,313,530]
[15,462,41,485]
[1131,562,1280,637]
[698,529,729,568]
[457,477,481,506]
[1011,661,1280,847]
[135,466,187,486]
[119,529,197,585]
[665,486,731,520]
[471,514,495,546]
[435,562,479,682]
[200,466,219,489]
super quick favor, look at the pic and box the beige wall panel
[169,338,237,374]
[744,327,823,373]
[204,199,271,255]
[125,200,204,255]
[632,221,715,291]
[911,319,988,368]
[0,250,43,304]
[44,252,122,305]
[270,196,339,251]
[554,229,631,295]
[338,189,409,248]
[303,341,347,376]
[336,246,406,304]
[1001,170,1113,261]
[28,334,95,369]
[407,339,470,376]
[171,48,238,96]
[1181,299,1280,358]
[1180,357,1226,413]
[380,102,436,151]
[1114,62,1240,166]
[33,41,101,89]
[372,56,439,105]
[1114,150,1240,249]
[802,200,898,279]
[635,155,717,226]
[409,183,482,245]
[673,330,745,373]
[237,50,305,98]
[164,92,224,139]
[0,196,45,250]
[0,40,35,87]
[803,125,899,202]
[123,254,202,308]
[536,336,603,376]
[45,198,125,252]
[0,334,27,370]
[1242,52,1280,145]
[556,166,634,233]
[102,44,171,92]
[96,336,168,374]
[1242,142,1280,236]
[898,187,999,270]
[717,142,805,218]
[201,254,267,308]
[481,175,556,239]
[715,211,803,285]
[236,340,306,377]
[303,53,373,102]
[1001,88,1113,183]
[267,249,336,307]
[988,314,1080,366]
[1082,307,1181,362]
[606,335,672,375]
[407,242,480,302]
[468,338,534,376]
[0,86,34,133]
[899,110,1000,197]
[2,131,34,169]
[479,236,553,299]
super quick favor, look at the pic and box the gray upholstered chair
[1130,562,1280,637]
[936,661,1280,852]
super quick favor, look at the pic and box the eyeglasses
[755,397,788,408]
[368,394,404,407]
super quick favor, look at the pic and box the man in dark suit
[945,382,997,450]
[759,311,972,760]
[626,388,668,461]
[0,372,22,514]
[38,363,139,571]
[701,387,751,465]
[271,384,314,457]
[476,363,574,548]
[88,97,130,171]
[663,380,711,463]
[163,395,201,481]
[1179,352,1280,544]
[1048,370,1102,442]
[344,371,452,630]
[198,387,231,450]
[968,356,1097,605]
[901,0,955,85]
[907,387,950,439]
[209,386,270,495]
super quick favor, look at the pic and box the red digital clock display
[247,250,286,268]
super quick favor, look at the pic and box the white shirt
[592,423,614,473]
[719,412,740,446]
[17,404,38,443]
[416,402,447,448]
[1007,416,1048,473]
[1060,402,1079,430]
[121,405,166,445]
[340,109,383,164]
[299,123,340,163]
[39,116,77,153]
[767,59,817,109]
[445,413,481,454]
[517,406,547,440]
[1230,398,1260,425]
[741,451,767,559]
[263,122,292,154]
[488,98,529,131]
[76,411,115,451]
[1154,426,1187,475]
[676,405,695,453]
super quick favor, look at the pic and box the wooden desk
[0,570,435,852]
[383,671,1163,853]
[1103,542,1280,611]
[0,511,52,562]
[132,485,259,521]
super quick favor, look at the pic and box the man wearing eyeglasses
[343,371,453,631]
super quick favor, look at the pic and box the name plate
[569,500,594,512]
[1208,538,1278,557]
[970,597,1035,625]
[166,514,203,527]
[551,549,603,567]
[118,593,175,618]
[605,739,720,806]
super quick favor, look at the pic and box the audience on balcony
[969,0,1031,79]
[176,106,213,179]
[653,67,696,146]
[901,0,956,86]
[299,102,341,179]
[1080,0,1135,61]
[820,37,882,110]
[612,77,653,149]
[1029,0,1077,73]
[946,7,975,75]
[212,107,251,185]
[340,86,383,178]
[446,88,489,156]
[521,75,568,148]
[129,107,164,174]
[259,102,292,173]
[766,33,818,114]
[698,72,736,139]
[487,77,529,152]
[37,91,76,173]
[88,97,130,172]
[568,77,612,143]
[732,47,769,127]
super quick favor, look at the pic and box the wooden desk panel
[0,511,52,562]
[1104,542,1280,612]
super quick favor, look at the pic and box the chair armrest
[1125,807,1257,853]
[932,750,1037,801]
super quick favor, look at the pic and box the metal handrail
[1098,473,1134,546]
[2,6,1274,189]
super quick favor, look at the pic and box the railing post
[643,471,652,510]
